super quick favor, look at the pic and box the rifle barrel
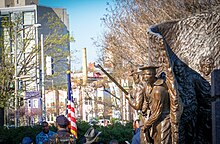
[97,64,129,95]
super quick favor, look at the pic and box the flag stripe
[67,71,77,138]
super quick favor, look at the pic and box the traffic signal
[18,97,24,107]
[18,80,23,90]
[46,56,54,75]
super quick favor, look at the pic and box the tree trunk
[0,107,4,126]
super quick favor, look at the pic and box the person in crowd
[36,121,56,144]
[22,137,33,144]
[109,139,118,144]
[131,119,141,144]
[49,115,76,144]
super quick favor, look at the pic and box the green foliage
[0,125,41,144]
[0,121,133,144]
[97,122,133,143]
[76,120,91,142]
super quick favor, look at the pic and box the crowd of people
[22,115,76,144]
[21,115,121,144]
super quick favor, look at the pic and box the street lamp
[14,23,41,128]
[41,34,46,121]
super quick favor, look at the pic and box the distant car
[98,119,111,126]
[6,125,15,129]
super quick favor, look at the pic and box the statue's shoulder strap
[154,78,164,86]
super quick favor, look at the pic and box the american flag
[67,70,77,138]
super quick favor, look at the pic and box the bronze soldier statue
[140,66,171,144]
[125,68,147,114]
[97,64,171,143]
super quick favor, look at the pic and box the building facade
[0,0,38,8]
[72,64,137,123]
[44,90,67,124]
[0,2,70,126]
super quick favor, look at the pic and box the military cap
[129,69,142,76]
[56,115,69,126]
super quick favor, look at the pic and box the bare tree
[97,0,219,80]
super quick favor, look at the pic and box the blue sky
[39,0,109,71]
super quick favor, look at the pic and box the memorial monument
[134,9,219,144]
[98,7,219,144]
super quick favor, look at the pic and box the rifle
[96,64,129,95]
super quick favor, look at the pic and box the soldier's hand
[125,94,129,99]
[141,126,145,133]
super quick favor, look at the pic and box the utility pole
[82,48,88,120]
[14,25,18,128]
[41,34,46,121]
[82,48,87,86]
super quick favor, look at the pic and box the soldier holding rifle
[124,67,152,144]
[124,68,148,115]
[97,64,171,144]
[139,66,171,144]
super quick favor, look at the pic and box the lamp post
[14,23,41,128]
[41,34,46,121]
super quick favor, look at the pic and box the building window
[33,99,38,108]
[60,102,64,107]
[88,100,92,105]
[51,102,55,107]
[17,0,19,4]
[23,12,35,25]
[51,114,54,121]
[28,100,31,108]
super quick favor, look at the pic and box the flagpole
[66,56,77,138]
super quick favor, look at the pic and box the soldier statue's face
[174,60,185,76]
[142,69,156,83]
[133,73,140,84]
[199,57,214,76]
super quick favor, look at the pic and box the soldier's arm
[142,87,164,130]
[126,86,144,110]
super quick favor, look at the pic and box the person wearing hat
[36,121,56,144]
[125,68,147,113]
[83,127,102,144]
[139,66,171,144]
[49,115,75,144]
